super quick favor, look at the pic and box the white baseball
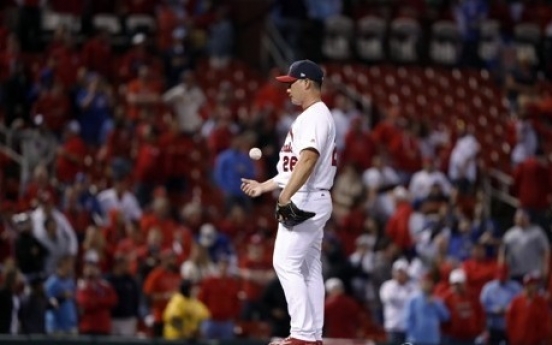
[249,147,262,160]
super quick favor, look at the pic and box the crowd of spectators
[0,1,552,345]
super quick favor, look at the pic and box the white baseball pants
[273,191,332,342]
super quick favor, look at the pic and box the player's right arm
[241,178,278,198]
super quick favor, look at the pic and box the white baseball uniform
[272,101,337,342]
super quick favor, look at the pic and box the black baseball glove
[275,201,316,229]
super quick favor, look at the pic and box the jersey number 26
[283,148,338,172]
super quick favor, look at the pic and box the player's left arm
[278,148,319,204]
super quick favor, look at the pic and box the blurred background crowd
[0,0,552,345]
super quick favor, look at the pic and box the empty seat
[42,11,81,32]
[429,21,461,65]
[389,17,421,63]
[478,20,501,62]
[322,15,354,60]
[93,14,121,35]
[356,15,386,62]
[514,23,541,65]
[126,15,156,34]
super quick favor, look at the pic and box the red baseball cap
[276,60,324,84]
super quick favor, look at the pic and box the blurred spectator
[163,71,205,134]
[510,102,538,166]
[140,194,179,248]
[238,235,274,321]
[15,0,45,52]
[63,186,95,242]
[512,149,551,231]
[362,156,400,221]
[379,259,416,344]
[81,29,113,79]
[119,33,156,81]
[143,249,181,337]
[97,175,142,222]
[163,279,210,340]
[76,73,113,147]
[214,134,256,211]
[442,268,485,344]
[180,243,217,284]
[21,165,58,210]
[13,212,47,278]
[454,0,489,67]
[388,120,423,183]
[332,163,364,217]
[81,226,110,273]
[32,81,71,137]
[106,255,140,337]
[164,29,195,88]
[505,52,538,111]
[324,277,365,339]
[409,158,452,204]
[76,258,118,335]
[0,268,21,334]
[197,223,236,265]
[500,208,550,282]
[55,121,88,185]
[447,123,480,194]
[45,256,78,335]
[19,115,58,175]
[404,274,450,345]
[506,273,552,345]
[133,125,161,207]
[125,64,162,122]
[349,233,376,303]
[480,265,522,345]
[199,257,241,339]
[462,243,498,297]
[260,276,290,338]
[206,7,234,69]
[341,117,377,171]
[385,186,415,254]
[32,192,78,275]
[19,275,53,334]
[331,94,354,153]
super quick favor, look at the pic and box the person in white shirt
[448,124,480,192]
[97,178,142,223]
[409,158,452,203]
[162,71,206,135]
[362,155,400,221]
[379,259,416,344]
[32,193,78,275]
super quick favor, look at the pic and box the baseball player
[241,60,337,345]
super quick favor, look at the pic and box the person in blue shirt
[44,256,78,334]
[480,265,522,345]
[76,73,112,147]
[404,274,450,345]
[214,133,256,212]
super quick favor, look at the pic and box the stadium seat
[356,15,386,62]
[478,19,501,63]
[514,23,542,65]
[93,14,121,35]
[429,20,461,66]
[126,15,156,34]
[389,17,421,63]
[322,15,354,60]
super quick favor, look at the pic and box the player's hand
[241,178,263,198]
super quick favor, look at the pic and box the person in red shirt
[341,117,377,171]
[512,149,551,230]
[324,277,366,338]
[81,29,113,79]
[199,257,241,339]
[32,81,70,135]
[388,121,422,180]
[142,249,181,337]
[238,235,274,320]
[125,65,163,121]
[462,243,498,297]
[506,273,552,345]
[442,268,485,344]
[385,187,414,253]
[133,124,161,207]
[140,194,178,248]
[55,121,88,184]
[76,258,118,335]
